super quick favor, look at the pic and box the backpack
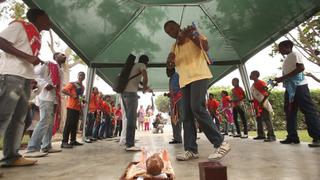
[113,54,138,93]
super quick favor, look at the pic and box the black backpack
[113,54,139,93]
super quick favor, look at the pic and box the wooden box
[198,161,227,180]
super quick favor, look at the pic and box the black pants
[233,106,248,135]
[114,120,122,137]
[284,85,320,140]
[62,108,80,143]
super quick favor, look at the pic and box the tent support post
[238,63,252,101]
[82,67,96,141]
[237,63,256,128]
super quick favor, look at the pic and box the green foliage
[267,90,320,131]
[155,95,170,113]
[209,86,320,131]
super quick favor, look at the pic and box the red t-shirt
[231,87,245,107]
[221,96,231,108]
[207,98,219,112]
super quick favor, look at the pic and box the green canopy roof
[23,0,320,90]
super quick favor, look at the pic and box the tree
[155,95,170,113]
[269,12,320,81]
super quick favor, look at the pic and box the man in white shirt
[275,40,320,147]
[24,52,66,157]
[0,8,51,167]
[122,55,150,151]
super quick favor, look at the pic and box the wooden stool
[199,161,227,180]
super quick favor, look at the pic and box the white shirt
[282,51,307,85]
[124,63,146,92]
[0,22,36,79]
[35,62,64,102]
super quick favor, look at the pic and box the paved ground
[0,125,319,180]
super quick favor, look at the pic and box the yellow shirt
[171,35,212,88]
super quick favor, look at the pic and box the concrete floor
[1,126,320,180]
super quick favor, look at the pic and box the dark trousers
[85,112,95,138]
[181,79,224,153]
[114,120,122,137]
[210,112,220,131]
[284,84,320,140]
[233,106,248,135]
[62,108,80,143]
[256,109,275,138]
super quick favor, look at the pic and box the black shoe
[308,139,320,148]
[264,138,276,142]
[90,138,97,141]
[280,138,300,144]
[253,136,266,140]
[233,134,241,138]
[70,141,83,146]
[169,140,182,144]
[61,142,73,148]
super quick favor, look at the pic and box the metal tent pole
[82,67,96,140]
[238,63,257,130]
[237,63,252,101]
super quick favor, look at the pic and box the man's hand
[275,77,284,83]
[28,56,43,66]
[45,84,54,91]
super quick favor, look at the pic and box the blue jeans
[122,92,139,147]
[284,84,320,140]
[181,79,224,153]
[27,100,55,152]
[0,75,30,164]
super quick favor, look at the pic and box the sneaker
[84,139,92,143]
[24,151,48,158]
[70,141,83,146]
[208,142,231,161]
[43,148,62,153]
[241,135,248,139]
[308,139,320,148]
[125,146,141,152]
[253,136,266,140]
[61,142,73,148]
[1,157,37,167]
[233,134,241,138]
[176,151,199,161]
[280,138,300,144]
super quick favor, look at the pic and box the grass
[248,130,312,142]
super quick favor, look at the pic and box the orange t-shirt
[63,82,84,111]
[221,96,231,108]
[101,101,112,114]
[207,98,219,112]
[231,87,245,107]
[89,93,98,113]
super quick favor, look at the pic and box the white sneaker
[125,146,141,151]
[24,151,48,158]
[208,142,231,161]
[42,148,62,153]
[176,151,199,161]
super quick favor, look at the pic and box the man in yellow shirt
[164,20,230,161]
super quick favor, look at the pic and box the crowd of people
[0,7,319,177]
